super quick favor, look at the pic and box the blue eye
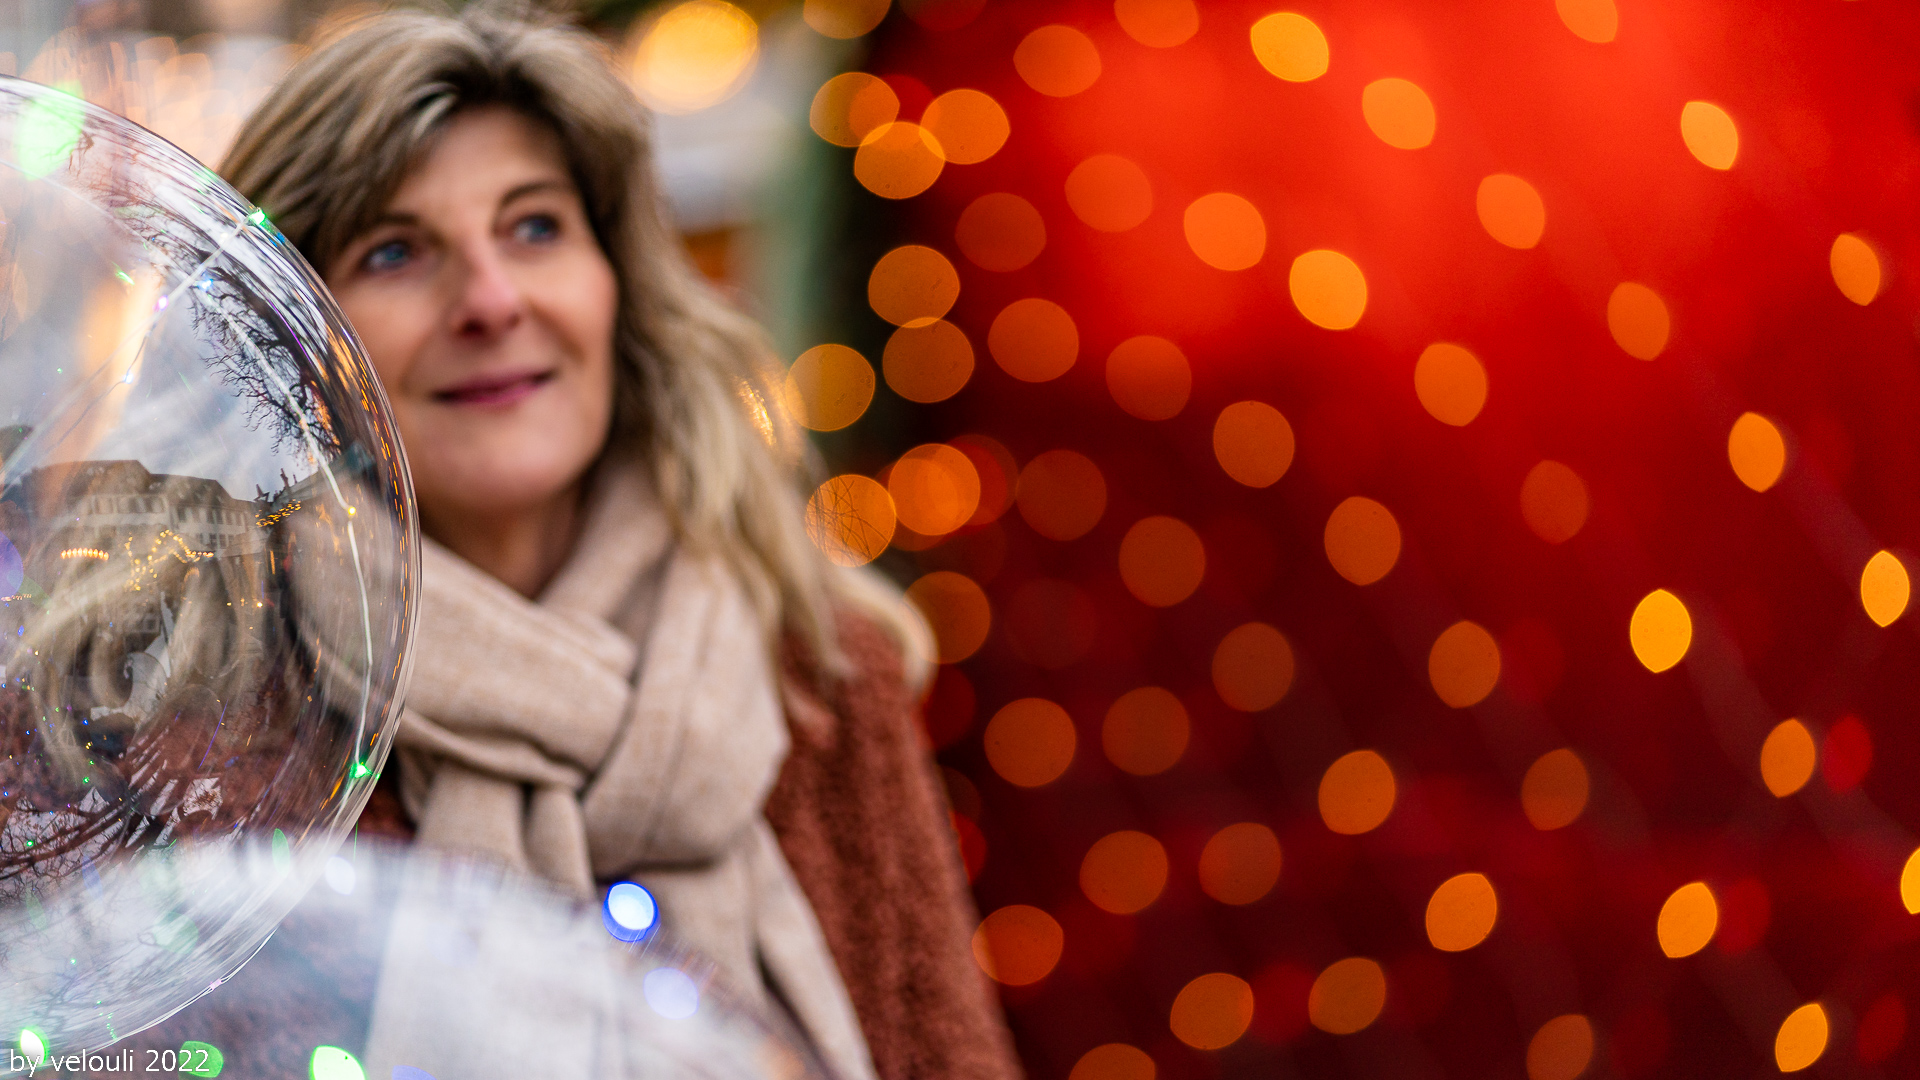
[363,240,410,272]
[514,214,560,243]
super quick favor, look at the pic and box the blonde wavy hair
[220,3,924,680]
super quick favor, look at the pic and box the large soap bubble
[0,75,416,1065]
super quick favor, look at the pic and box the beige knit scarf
[361,463,876,1080]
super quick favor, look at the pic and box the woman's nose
[450,246,526,339]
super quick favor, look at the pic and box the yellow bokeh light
[956,192,1046,272]
[1170,973,1255,1050]
[1119,516,1206,607]
[1476,174,1545,249]
[1324,496,1400,585]
[802,0,889,39]
[1080,830,1169,914]
[1198,823,1282,906]
[854,121,946,199]
[1069,1044,1155,1080]
[1212,622,1295,712]
[889,443,981,536]
[1425,872,1498,952]
[1107,336,1191,421]
[883,320,973,404]
[1527,1015,1596,1080]
[1760,719,1817,798]
[808,72,899,147]
[1656,881,1718,958]
[1555,0,1617,43]
[1728,412,1787,492]
[1520,460,1589,544]
[1015,25,1101,97]
[1115,0,1199,48]
[784,344,874,432]
[1429,621,1501,708]
[1250,12,1329,82]
[805,474,896,566]
[1361,77,1435,149]
[1103,687,1190,776]
[1862,550,1910,627]
[921,88,1010,165]
[1521,749,1590,830]
[1290,249,1369,330]
[1630,589,1692,673]
[869,244,960,327]
[1607,282,1671,360]
[1901,847,1920,914]
[1681,101,1739,170]
[905,570,991,664]
[1414,343,1488,426]
[1066,154,1154,232]
[1775,1003,1829,1073]
[990,298,1080,382]
[1213,402,1295,487]
[1307,958,1386,1034]
[1830,232,1882,305]
[630,1,760,115]
[984,698,1078,787]
[1184,193,1266,271]
[1319,750,1396,835]
[972,904,1064,986]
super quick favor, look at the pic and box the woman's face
[326,106,618,530]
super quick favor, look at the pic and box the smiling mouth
[432,370,556,407]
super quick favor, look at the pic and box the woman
[218,6,1017,1080]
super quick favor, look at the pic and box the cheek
[334,287,435,398]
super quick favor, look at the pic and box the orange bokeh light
[1103,687,1190,776]
[1069,1044,1155,1080]
[853,120,945,199]
[1476,174,1545,249]
[1289,249,1368,330]
[808,71,899,146]
[1520,461,1590,543]
[805,474,896,567]
[1066,154,1154,233]
[1729,412,1787,492]
[1017,449,1107,540]
[889,443,981,536]
[783,343,874,432]
[1681,100,1739,169]
[1115,0,1198,48]
[1014,25,1101,97]
[1106,336,1191,421]
[1118,515,1206,607]
[1198,823,1282,905]
[1528,1015,1596,1080]
[921,88,1010,165]
[984,697,1078,787]
[1414,343,1488,426]
[884,320,974,403]
[989,298,1080,382]
[1080,830,1169,914]
[869,244,960,327]
[1555,0,1617,43]
[1169,973,1255,1050]
[1250,12,1328,82]
[1212,401,1295,487]
[1521,749,1590,830]
[972,904,1064,985]
[956,192,1046,272]
[906,570,991,663]
[1428,620,1501,707]
[1324,496,1401,585]
[802,0,890,39]
[1319,750,1396,834]
[1362,77,1435,149]
[1184,193,1266,271]
[1607,282,1671,360]
[1831,232,1882,305]
[1308,958,1387,1034]
[1212,622,1295,712]
[1425,872,1498,951]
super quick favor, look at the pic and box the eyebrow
[362,178,577,231]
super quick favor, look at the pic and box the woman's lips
[431,370,555,407]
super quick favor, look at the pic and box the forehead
[386,106,577,214]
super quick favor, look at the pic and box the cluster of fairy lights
[766,0,1911,1076]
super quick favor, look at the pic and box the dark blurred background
[18,0,1920,1076]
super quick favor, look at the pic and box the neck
[423,485,586,599]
